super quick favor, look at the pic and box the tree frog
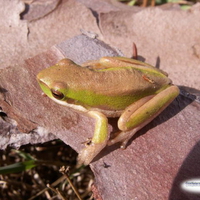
[37,57,179,166]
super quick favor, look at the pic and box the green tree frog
[37,57,179,166]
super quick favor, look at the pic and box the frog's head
[37,59,77,103]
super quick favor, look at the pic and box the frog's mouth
[50,96,88,113]
[37,78,53,99]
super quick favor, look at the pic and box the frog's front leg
[77,111,109,166]
[108,85,180,148]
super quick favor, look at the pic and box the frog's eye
[51,89,64,100]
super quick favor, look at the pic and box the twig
[59,166,83,200]
[47,184,66,200]
[28,175,66,200]
[131,42,138,59]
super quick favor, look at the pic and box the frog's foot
[77,141,107,167]
[77,111,109,167]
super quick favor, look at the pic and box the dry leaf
[0,0,101,69]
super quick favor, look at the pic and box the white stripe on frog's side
[50,97,123,118]
[50,97,88,112]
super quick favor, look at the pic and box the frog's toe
[77,142,107,167]
[108,128,139,147]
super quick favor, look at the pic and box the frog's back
[65,65,172,110]
[75,65,172,96]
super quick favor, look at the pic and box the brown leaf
[21,0,60,21]
[0,0,101,69]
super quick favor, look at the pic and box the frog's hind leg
[108,85,179,148]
